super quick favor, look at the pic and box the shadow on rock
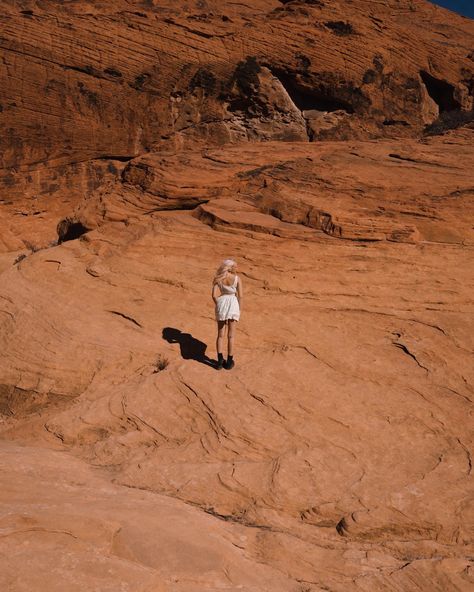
[162,327,216,368]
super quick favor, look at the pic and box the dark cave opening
[419,71,460,112]
[272,69,354,113]
[57,219,90,243]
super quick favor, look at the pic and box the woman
[212,259,243,370]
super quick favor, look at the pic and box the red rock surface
[1,127,474,590]
[1,1,474,591]
[1,0,474,206]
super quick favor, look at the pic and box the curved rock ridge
[0,128,473,590]
[1,0,473,201]
[68,128,474,246]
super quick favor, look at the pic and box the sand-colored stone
[1,126,473,590]
[0,442,296,591]
[72,129,474,246]
[1,1,474,590]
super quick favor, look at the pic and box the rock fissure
[391,335,429,372]
[107,310,143,328]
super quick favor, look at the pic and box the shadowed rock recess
[0,1,473,591]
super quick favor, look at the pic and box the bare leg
[216,320,226,357]
[227,320,235,357]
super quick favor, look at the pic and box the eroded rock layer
[1,0,474,202]
[1,126,473,590]
[1,1,474,590]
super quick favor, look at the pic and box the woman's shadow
[162,327,217,369]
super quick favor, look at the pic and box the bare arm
[237,277,243,308]
[212,282,220,304]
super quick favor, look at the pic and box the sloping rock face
[1,0,474,205]
[1,1,474,591]
[0,442,295,592]
[1,127,474,591]
[72,129,474,245]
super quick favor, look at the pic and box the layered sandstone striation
[1,1,474,591]
[71,128,474,245]
[1,126,474,590]
[1,0,474,205]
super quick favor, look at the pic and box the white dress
[215,275,240,321]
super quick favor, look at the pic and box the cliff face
[1,2,474,592]
[1,0,473,203]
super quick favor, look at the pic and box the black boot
[225,355,235,370]
[216,353,224,370]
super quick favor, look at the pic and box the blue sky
[431,1,474,18]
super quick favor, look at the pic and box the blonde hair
[214,259,236,285]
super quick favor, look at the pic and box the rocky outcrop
[1,0,473,203]
[66,128,474,246]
